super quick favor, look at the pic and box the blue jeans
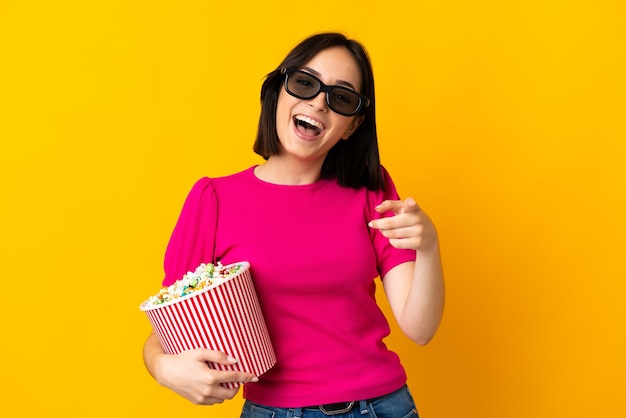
[240,385,419,418]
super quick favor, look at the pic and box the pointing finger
[374,199,404,214]
[370,197,423,230]
[375,198,420,215]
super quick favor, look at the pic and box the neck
[254,156,324,185]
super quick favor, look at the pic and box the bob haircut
[253,32,383,190]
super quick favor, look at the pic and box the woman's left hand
[368,197,438,252]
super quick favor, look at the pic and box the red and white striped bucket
[140,262,276,388]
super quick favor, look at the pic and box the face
[274,46,364,165]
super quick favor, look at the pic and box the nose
[307,91,329,113]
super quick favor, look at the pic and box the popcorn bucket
[140,261,276,388]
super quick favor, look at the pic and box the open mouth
[294,115,325,137]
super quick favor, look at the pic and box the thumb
[400,197,420,214]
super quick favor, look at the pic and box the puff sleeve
[162,177,218,286]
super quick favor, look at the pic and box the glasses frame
[281,67,370,117]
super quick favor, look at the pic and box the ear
[341,115,364,140]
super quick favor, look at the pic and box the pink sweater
[163,166,416,407]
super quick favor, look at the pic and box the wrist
[416,238,439,256]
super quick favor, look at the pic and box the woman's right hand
[144,332,258,405]
[155,348,259,405]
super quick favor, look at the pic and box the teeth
[295,115,325,130]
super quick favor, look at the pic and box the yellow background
[1,1,624,417]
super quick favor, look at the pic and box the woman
[143,32,445,417]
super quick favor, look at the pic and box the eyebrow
[301,66,357,90]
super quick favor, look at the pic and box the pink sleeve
[368,167,416,278]
[162,178,218,286]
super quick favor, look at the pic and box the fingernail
[227,356,238,363]
[368,221,373,228]
[251,377,259,382]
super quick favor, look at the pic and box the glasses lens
[286,71,320,99]
[327,87,361,116]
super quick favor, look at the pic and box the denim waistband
[240,384,418,418]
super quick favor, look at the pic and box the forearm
[143,331,166,382]
[384,246,445,346]
[402,245,445,345]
